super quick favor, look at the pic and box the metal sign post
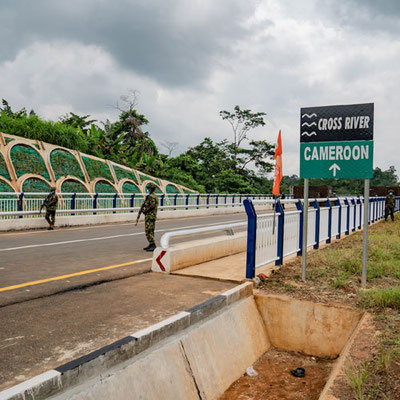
[301,179,309,281]
[362,179,370,287]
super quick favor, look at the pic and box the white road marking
[0,219,245,252]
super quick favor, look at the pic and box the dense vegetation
[0,98,398,194]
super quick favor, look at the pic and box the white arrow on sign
[329,163,341,177]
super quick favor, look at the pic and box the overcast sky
[1,0,399,177]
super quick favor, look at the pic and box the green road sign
[300,103,374,179]
[300,140,373,179]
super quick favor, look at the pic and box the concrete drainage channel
[0,282,366,400]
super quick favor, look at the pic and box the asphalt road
[0,213,246,305]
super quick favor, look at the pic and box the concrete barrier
[152,231,246,273]
[0,287,365,400]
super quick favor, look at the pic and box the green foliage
[50,149,85,181]
[10,144,49,180]
[0,152,11,180]
[94,180,116,193]
[82,156,113,182]
[166,184,180,194]
[0,101,89,153]
[122,181,140,193]
[59,112,96,130]
[61,180,88,193]
[113,165,138,183]
[220,105,266,154]
[138,173,159,186]
[160,138,272,194]
[22,178,50,192]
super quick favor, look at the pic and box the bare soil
[220,348,333,400]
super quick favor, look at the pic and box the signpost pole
[362,179,370,287]
[301,178,309,281]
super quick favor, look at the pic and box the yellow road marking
[0,258,153,293]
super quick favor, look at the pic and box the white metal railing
[244,196,399,277]
[0,192,280,219]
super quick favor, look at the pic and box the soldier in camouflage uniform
[385,190,395,222]
[137,184,159,251]
[41,187,58,230]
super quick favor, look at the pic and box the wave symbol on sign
[302,122,316,127]
[302,113,317,119]
[301,131,317,137]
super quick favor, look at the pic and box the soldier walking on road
[40,187,58,230]
[385,190,395,222]
[136,184,159,251]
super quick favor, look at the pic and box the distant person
[136,184,159,251]
[40,187,58,230]
[385,190,395,222]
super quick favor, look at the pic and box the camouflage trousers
[45,209,56,226]
[385,206,394,221]
[145,214,157,244]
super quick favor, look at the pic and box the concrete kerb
[152,232,247,273]
[0,282,253,400]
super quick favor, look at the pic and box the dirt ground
[220,348,333,400]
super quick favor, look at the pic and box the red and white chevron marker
[152,248,170,273]
[156,250,167,272]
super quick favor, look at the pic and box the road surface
[0,213,246,305]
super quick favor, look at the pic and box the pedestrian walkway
[173,251,277,282]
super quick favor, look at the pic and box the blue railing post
[196,194,200,209]
[326,198,332,243]
[185,194,189,210]
[224,194,228,205]
[275,199,285,266]
[71,192,76,216]
[130,193,135,212]
[351,198,356,231]
[296,199,303,256]
[344,198,350,235]
[244,199,257,279]
[313,199,320,249]
[174,194,178,210]
[206,194,210,208]
[160,194,165,210]
[232,194,235,207]
[239,194,242,204]
[93,193,98,215]
[215,194,219,208]
[18,192,24,218]
[113,193,118,214]
[336,198,342,239]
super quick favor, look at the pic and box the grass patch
[359,287,400,310]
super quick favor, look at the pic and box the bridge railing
[244,196,400,279]
[0,192,283,219]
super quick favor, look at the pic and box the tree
[219,105,266,165]
[60,112,96,130]
[160,140,179,157]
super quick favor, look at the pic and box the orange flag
[272,130,283,196]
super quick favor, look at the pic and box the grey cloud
[0,0,255,87]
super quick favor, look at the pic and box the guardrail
[159,222,247,248]
[244,196,400,279]
[0,192,281,219]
